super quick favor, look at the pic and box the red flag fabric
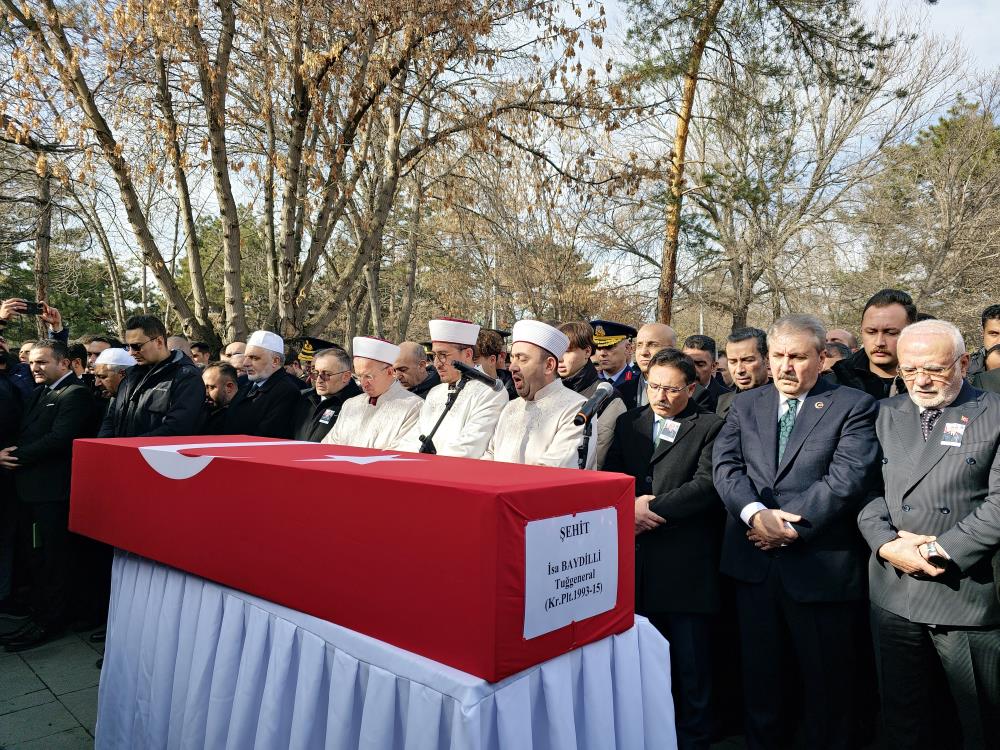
[70,436,635,681]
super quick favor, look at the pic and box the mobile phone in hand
[23,301,44,316]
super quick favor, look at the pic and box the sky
[602,0,1000,72]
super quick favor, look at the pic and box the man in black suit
[294,347,361,442]
[716,327,770,419]
[224,330,302,439]
[201,361,240,434]
[0,339,95,651]
[713,314,879,750]
[604,348,724,750]
[394,341,440,399]
[858,320,1000,749]
[683,335,732,413]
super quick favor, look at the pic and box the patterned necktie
[920,408,942,441]
[777,398,799,461]
[652,417,663,443]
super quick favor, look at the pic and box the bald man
[634,323,677,407]
[827,329,859,353]
[394,341,439,399]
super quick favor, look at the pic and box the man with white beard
[223,330,302,438]
[405,318,507,457]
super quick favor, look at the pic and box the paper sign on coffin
[69,436,635,682]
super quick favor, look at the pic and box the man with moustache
[405,318,507,457]
[92,347,135,421]
[293,347,361,442]
[484,320,593,468]
[322,337,422,450]
[831,289,915,399]
[557,321,626,468]
[604,348,725,750]
[713,314,879,750]
[858,320,1000,749]
[222,331,302,439]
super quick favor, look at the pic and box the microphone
[450,360,505,392]
[574,381,614,426]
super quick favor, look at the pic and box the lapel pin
[814,401,824,409]
[961,415,969,424]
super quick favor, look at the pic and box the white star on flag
[297,454,421,465]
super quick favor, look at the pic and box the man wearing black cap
[590,319,640,409]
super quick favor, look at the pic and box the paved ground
[0,618,102,750]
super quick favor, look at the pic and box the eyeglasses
[897,355,962,381]
[357,366,390,384]
[431,350,463,363]
[315,369,349,381]
[646,382,688,395]
[125,338,154,352]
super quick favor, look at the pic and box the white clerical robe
[322,379,421,451]
[483,379,595,469]
[404,379,508,458]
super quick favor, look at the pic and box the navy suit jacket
[712,378,879,602]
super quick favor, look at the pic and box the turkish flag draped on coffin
[69,436,635,681]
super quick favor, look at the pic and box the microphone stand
[418,377,467,455]
[577,418,593,470]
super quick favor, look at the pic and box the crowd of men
[1,291,999,750]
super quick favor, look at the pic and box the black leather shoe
[0,620,38,645]
[89,628,106,644]
[3,622,62,653]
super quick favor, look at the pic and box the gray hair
[314,346,351,373]
[898,319,965,357]
[768,314,827,354]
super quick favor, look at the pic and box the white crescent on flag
[138,441,423,480]
[139,440,310,480]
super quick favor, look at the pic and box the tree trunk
[154,48,216,345]
[264,104,279,327]
[396,178,424,340]
[34,170,51,339]
[83,201,128,336]
[658,0,725,324]
[187,0,247,342]
[21,0,208,339]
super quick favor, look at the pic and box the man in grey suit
[858,319,1000,750]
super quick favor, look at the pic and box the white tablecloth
[97,551,676,750]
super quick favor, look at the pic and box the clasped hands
[878,530,947,577]
[747,509,800,551]
[0,446,19,470]
[635,495,664,535]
